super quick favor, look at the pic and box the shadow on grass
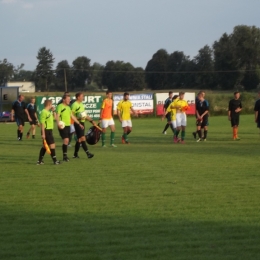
[0,208,259,260]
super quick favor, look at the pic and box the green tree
[193,45,214,89]
[55,60,72,91]
[145,49,169,90]
[213,26,260,90]
[35,47,55,91]
[0,59,14,86]
[166,51,190,89]
[90,62,104,89]
[213,33,239,89]
[71,56,91,90]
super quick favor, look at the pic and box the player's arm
[162,104,172,120]
[117,102,122,122]
[10,103,15,121]
[40,115,46,140]
[85,115,96,126]
[71,113,84,129]
[228,101,231,120]
[235,102,242,113]
[130,106,138,117]
[25,107,32,122]
[255,111,258,123]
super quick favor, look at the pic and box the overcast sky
[1,0,260,70]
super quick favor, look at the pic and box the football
[78,111,87,119]
[58,121,65,129]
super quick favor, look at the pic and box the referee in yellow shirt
[117,92,138,144]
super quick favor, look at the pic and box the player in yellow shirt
[117,92,138,144]
[161,95,179,142]
[169,92,189,143]
[99,91,116,147]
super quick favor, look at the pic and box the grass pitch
[0,115,260,260]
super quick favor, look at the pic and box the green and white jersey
[40,109,54,130]
[56,103,71,126]
[71,101,85,122]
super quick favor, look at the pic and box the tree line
[1,25,260,92]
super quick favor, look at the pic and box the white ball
[58,121,65,129]
[79,111,87,119]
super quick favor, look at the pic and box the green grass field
[0,115,260,260]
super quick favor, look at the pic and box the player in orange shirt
[99,91,117,147]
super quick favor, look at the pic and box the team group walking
[10,90,260,165]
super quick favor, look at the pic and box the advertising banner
[36,95,103,119]
[113,93,154,115]
[156,92,196,115]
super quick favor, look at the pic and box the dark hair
[124,92,129,97]
[179,91,185,95]
[64,91,69,95]
[62,94,69,100]
[234,91,239,95]
[75,92,83,99]
[172,95,178,100]
[169,91,173,95]
[106,90,112,95]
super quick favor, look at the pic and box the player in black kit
[254,91,260,132]
[196,92,209,142]
[11,95,27,141]
[228,91,242,140]
[25,97,39,139]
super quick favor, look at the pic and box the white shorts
[122,120,132,128]
[176,113,187,127]
[171,120,177,128]
[101,118,115,128]
[70,124,75,133]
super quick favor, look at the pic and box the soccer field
[0,115,260,260]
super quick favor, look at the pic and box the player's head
[30,97,35,104]
[198,92,204,101]
[172,95,178,101]
[179,92,185,100]
[106,90,112,99]
[123,92,129,100]
[18,95,24,102]
[64,91,70,95]
[44,99,52,109]
[198,91,205,98]
[75,92,84,102]
[234,91,240,99]
[62,94,71,105]
[169,91,173,98]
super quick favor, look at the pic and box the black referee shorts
[74,122,85,139]
[15,116,25,127]
[44,129,55,145]
[59,126,70,139]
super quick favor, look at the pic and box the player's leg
[61,126,70,162]
[76,123,94,158]
[17,118,24,140]
[171,120,177,142]
[108,119,116,147]
[32,124,36,138]
[192,115,197,139]
[196,123,202,142]
[37,141,46,165]
[175,114,181,143]
[46,130,60,164]
[202,118,208,141]
[162,113,171,134]
[180,114,187,142]
[26,122,32,139]
[101,120,108,147]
